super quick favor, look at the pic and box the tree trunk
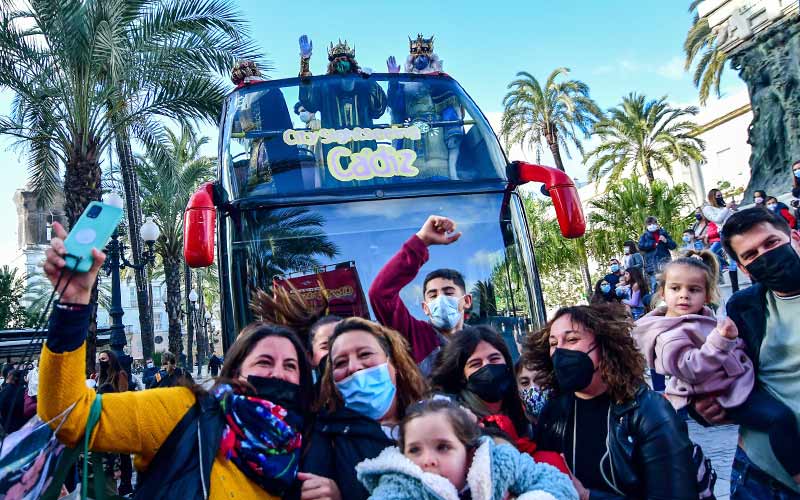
[184,263,194,372]
[163,252,183,357]
[64,140,102,373]
[545,126,566,171]
[576,238,593,300]
[643,159,655,185]
[195,277,206,376]
[114,126,155,357]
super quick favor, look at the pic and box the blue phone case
[63,201,124,273]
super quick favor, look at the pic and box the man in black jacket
[694,208,800,498]
[0,370,26,434]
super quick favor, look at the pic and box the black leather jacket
[537,385,696,500]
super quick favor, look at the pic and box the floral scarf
[213,384,303,496]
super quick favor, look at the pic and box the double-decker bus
[184,72,585,357]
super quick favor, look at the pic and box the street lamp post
[188,288,199,375]
[104,194,160,366]
[204,310,212,369]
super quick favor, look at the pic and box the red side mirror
[183,182,216,267]
[508,161,586,238]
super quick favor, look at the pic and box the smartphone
[63,201,124,273]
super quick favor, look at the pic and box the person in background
[590,279,617,305]
[753,190,768,208]
[527,303,697,500]
[638,216,678,294]
[693,208,710,247]
[682,228,704,252]
[356,398,578,500]
[765,196,797,228]
[309,315,342,371]
[603,258,623,290]
[0,369,26,434]
[207,353,223,378]
[142,357,158,388]
[0,364,13,389]
[151,351,189,388]
[702,188,739,293]
[621,267,649,320]
[693,208,800,498]
[792,160,800,199]
[621,240,643,272]
[516,359,550,428]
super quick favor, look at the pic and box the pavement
[687,420,739,500]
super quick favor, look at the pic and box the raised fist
[415,215,461,247]
[717,317,739,340]
[386,56,400,74]
[299,35,313,58]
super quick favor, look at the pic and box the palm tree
[585,177,695,263]
[684,1,728,105]
[500,68,601,172]
[246,208,340,293]
[585,93,705,185]
[137,125,214,359]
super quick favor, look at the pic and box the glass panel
[222,74,506,198]
[226,192,534,357]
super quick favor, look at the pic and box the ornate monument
[698,0,800,197]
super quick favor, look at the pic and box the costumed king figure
[297,35,388,186]
[387,34,464,180]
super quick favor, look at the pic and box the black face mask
[246,375,302,413]
[695,214,702,221]
[99,360,109,372]
[552,344,598,393]
[466,363,513,403]
[745,243,800,294]
[716,195,725,206]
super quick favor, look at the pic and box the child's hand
[718,317,739,340]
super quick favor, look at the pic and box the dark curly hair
[522,302,645,403]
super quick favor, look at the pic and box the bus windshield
[221,74,507,198]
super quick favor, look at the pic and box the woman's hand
[298,472,342,500]
[568,472,590,500]
[43,221,106,305]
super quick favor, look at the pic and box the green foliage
[0,267,33,329]
[684,5,728,105]
[501,68,601,170]
[585,93,705,184]
[585,177,695,263]
[522,197,587,308]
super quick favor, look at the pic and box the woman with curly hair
[301,317,428,500]
[524,303,696,500]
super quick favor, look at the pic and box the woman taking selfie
[39,222,314,499]
[524,303,696,500]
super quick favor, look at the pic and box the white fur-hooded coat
[356,437,577,500]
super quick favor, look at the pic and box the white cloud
[468,249,504,269]
[657,56,686,80]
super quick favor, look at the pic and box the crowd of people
[12,159,800,499]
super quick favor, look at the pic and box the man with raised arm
[369,215,472,375]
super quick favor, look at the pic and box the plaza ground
[688,421,739,499]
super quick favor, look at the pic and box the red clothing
[369,235,440,364]
[707,221,720,243]
[481,414,570,475]
[779,207,797,228]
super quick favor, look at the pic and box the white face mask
[755,197,764,204]
[146,362,154,369]
[426,295,463,331]
[299,110,313,123]
[623,247,630,255]
[647,224,659,232]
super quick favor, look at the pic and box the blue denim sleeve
[46,303,90,353]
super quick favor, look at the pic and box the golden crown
[327,39,355,60]
[409,34,434,55]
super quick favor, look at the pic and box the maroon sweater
[369,235,441,365]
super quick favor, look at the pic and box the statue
[386,34,464,180]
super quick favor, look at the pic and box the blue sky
[0,0,747,265]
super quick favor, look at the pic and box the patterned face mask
[519,386,551,419]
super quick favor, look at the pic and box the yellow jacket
[38,342,279,499]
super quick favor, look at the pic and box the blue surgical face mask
[610,264,620,273]
[768,204,778,211]
[427,295,463,331]
[601,284,611,294]
[413,55,430,71]
[794,170,800,179]
[335,362,396,420]
[335,60,351,74]
[683,235,692,243]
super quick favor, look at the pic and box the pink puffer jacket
[632,306,754,410]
